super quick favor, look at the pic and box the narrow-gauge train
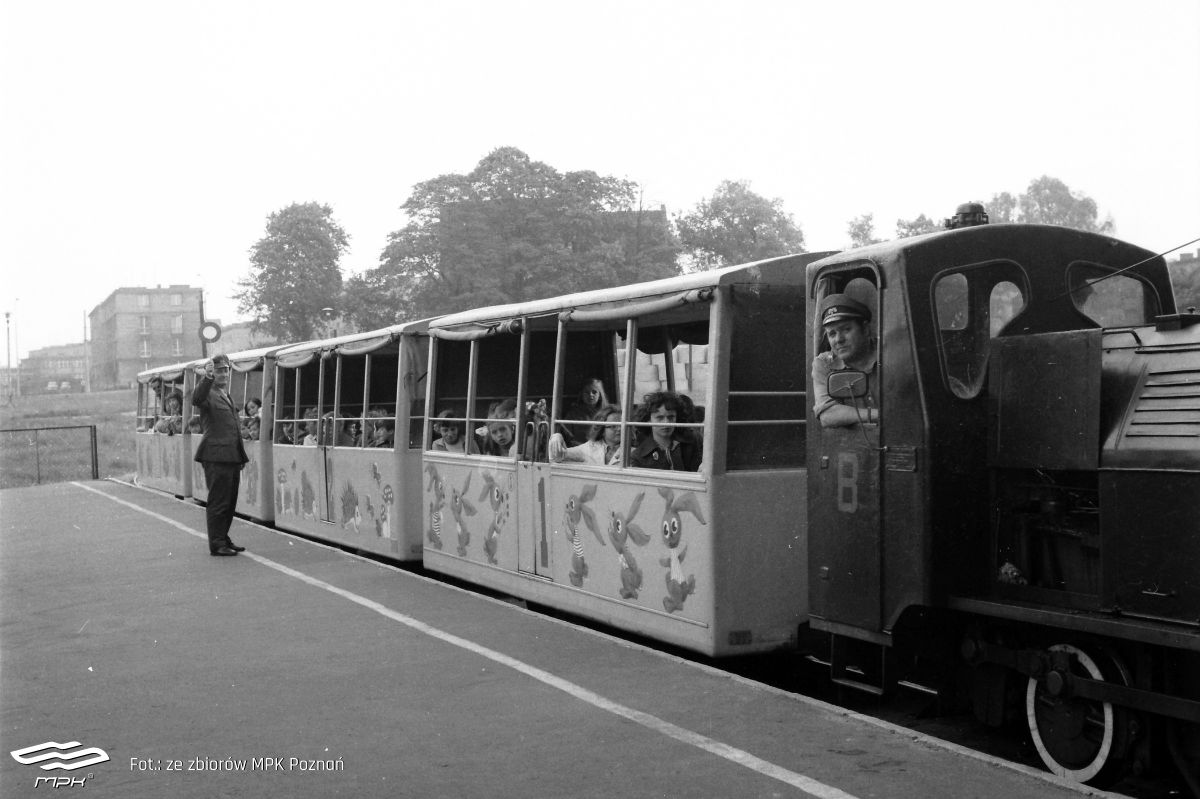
[134,222,1198,791]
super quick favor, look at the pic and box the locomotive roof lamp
[944,201,990,229]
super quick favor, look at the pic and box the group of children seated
[430,380,702,472]
[274,406,395,448]
[147,379,701,471]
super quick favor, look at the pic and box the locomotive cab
[806,224,1200,789]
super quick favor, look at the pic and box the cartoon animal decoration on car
[276,468,288,514]
[301,470,317,519]
[379,484,394,540]
[450,471,477,556]
[425,464,446,549]
[562,484,603,587]
[243,452,258,505]
[657,488,707,613]
[478,470,510,564]
[607,492,651,599]
[341,482,361,533]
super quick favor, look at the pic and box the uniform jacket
[192,377,249,465]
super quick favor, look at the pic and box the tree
[895,214,940,239]
[989,176,1115,233]
[1171,255,1200,312]
[366,147,680,319]
[341,267,413,332]
[987,192,1018,224]
[846,214,882,249]
[675,180,805,270]
[236,202,349,342]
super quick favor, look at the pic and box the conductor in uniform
[193,354,249,556]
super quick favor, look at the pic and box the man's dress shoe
[210,547,239,557]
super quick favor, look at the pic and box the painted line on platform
[74,481,858,799]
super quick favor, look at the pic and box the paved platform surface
[1,480,1130,799]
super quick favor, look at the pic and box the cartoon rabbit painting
[562,484,603,587]
[478,470,510,565]
[450,471,477,556]
[340,482,361,533]
[425,464,446,550]
[607,492,651,599]
[657,488,707,613]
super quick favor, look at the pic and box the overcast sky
[2,0,1198,361]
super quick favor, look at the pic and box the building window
[139,316,151,334]
[172,314,184,334]
[138,294,150,307]
[171,294,183,306]
[140,340,152,358]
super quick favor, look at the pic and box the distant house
[23,342,88,394]
[88,285,204,390]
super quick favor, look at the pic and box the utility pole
[5,311,11,403]
[83,310,91,393]
[199,289,208,358]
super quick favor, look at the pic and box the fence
[0,425,99,489]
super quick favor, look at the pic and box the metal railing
[0,425,99,488]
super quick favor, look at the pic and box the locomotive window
[989,282,1025,337]
[932,260,1027,399]
[1067,262,1160,328]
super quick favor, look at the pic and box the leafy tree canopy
[359,147,680,322]
[989,175,1115,234]
[675,180,806,270]
[236,202,348,342]
[895,213,940,239]
[846,213,883,249]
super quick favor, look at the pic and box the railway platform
[1,480,1128,799]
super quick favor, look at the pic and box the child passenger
[301,408,320,446]
[432,409,476,453]
[547,404,622,466]
[629,391,702,472]
[154,390,184,435]
[481,399,518,457]
[241,397,261,440]
[560,377,609,445]
[369,418,394,448]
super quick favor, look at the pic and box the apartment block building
[88,286,204,390]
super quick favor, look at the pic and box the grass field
[0,389,137,488]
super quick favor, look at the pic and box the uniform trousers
[202,461,241,551]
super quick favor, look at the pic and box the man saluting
[193,354,249,556]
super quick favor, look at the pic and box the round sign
[199,321,222,343]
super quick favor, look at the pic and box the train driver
[811,294,879,428]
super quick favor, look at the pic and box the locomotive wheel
[1025,643,1132,786]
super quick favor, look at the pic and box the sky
[2,0,1198,361]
